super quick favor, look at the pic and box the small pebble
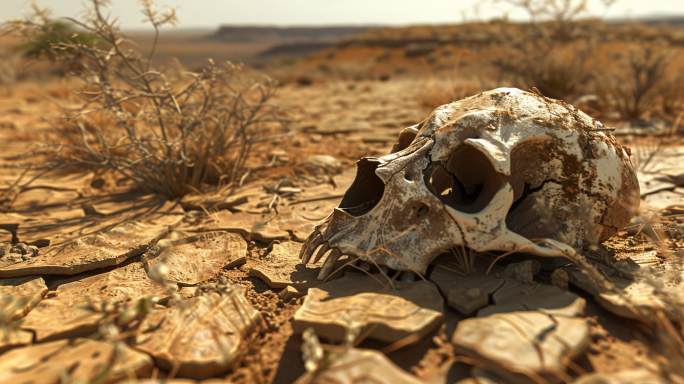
[10,243,28,254]
[466,287,481,299]
[27,245,39,257]
[399,271,415,282]
[593,329,608,339]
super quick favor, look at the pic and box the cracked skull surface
[301,88,640,279]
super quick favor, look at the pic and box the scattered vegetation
[3,0,289,200]
[598,46,673,119]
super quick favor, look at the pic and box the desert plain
[2,2,684,383]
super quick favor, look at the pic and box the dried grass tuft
[3,0,290,200]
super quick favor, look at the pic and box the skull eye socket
[427,144,504,214]
[338,158,385,217]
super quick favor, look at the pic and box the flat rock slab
[206,209,329,243]
[429,259,504,316]
[249,241,347,290]
[21,262,173,342]
[144,232,247,286]
[451,311,590,384]
[0,276,48,322]
[121,380,198,384]
[478,278,585,317]
[564,266,681,320]
[644,188,684,207]
[0,222,171,278]
[637,172,678,197]
[198,169,355,242]
[293,273,444,343]
[0,338,152,384]
[14,196,183,247]
[0,329,32,354]
[294,348,435,384]
[205,210,289,242]
[133,288,260,380]
[573,369,668,384]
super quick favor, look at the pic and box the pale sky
[4,0,684,30]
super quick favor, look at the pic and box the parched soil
[1,77,684,384]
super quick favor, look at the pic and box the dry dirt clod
[143,231,247,286]
[0,222,171,278]
[132,287,260,380]
[292,272,444,343]
[9,243,28,255]
[551,268,569,290]
[0,275,48,323]
[0,243,11,257]
[451,311,590,384]
[20,262,174,342]
[0,338,153,384]
[503,259,542,284]
[279,285,305,302]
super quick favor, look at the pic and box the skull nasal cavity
[428,145,504,214]
[338,158,385,217]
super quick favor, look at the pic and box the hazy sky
[4,0,684,30]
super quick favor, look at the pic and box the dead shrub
[0,48,17,94]
[660,71,684,116]
[487,0,619,101]
[597,46,671,120]
[491,44,592,101]
[3,0,289,199]
[419,82,480,110]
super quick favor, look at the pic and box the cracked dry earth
[1,80,684,384]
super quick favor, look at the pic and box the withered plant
[597,45,672,120]
[660,71,684,117]
[4,0,289,200]
[488,0,616,101]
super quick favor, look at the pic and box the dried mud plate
[0,222,171,278]
[143,231,247,285]
[451,310,590,384]
[132,287,260,379]
[0,275,48,322]
[21,262,173,341]
[293,273,444,343]
[249,240,347,290]
[0,338,152,384]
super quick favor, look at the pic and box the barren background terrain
[2,1,684,383]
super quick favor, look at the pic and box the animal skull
[301,88,639,279]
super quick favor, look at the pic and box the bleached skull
[302,88,639,279]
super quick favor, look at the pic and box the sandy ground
[1,77,684,383]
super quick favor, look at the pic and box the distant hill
[210,26,372,43]
[637,16,684,27]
